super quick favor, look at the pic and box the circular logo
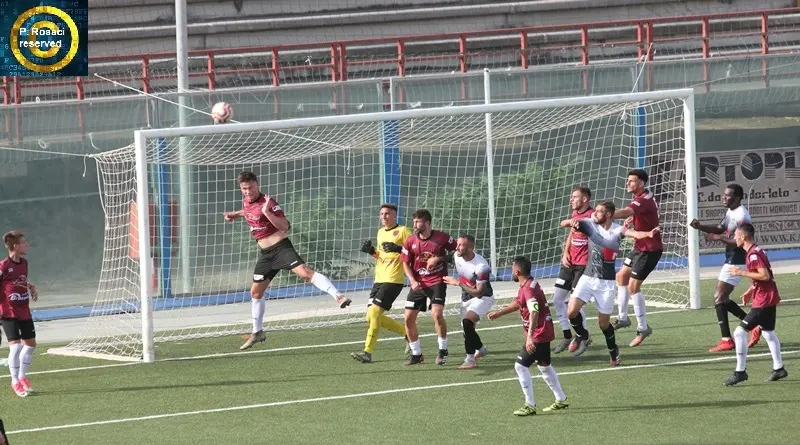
[9,6,79,73]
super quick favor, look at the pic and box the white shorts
[460,296,495,320]
[718,264,745,286]
[573,276,616,315]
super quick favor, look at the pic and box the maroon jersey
[568,207,594,266]
[514,278,554,343]
[627,190,663,251]
[401,230,457,288]
[745,245,780,308]
[0,257,32,320]
[243,194,286,241]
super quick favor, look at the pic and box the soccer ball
[211,101,233,124]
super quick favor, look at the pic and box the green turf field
[2,274,799,445]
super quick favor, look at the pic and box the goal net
[49,88,699,362]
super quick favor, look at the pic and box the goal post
[50,87,700,363]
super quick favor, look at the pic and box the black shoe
[765,367,788,382]
[436,349,449,365]
[723,370,748,386]
[405,354,424,366]
[351,351,372,363]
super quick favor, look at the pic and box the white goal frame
[133,87,701,363]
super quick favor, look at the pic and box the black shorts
[554,265,586,291]
[253,238,305,283]
[624,249,662,280]
[740,306,777,332]
[516,342,552,367]
[1,318,36,341]
[368,283,405,311]
[404,283,447,312]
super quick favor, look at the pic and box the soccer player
[442,234,494,369]
[567,201,660,365]
[554,186,593,354]
[224,171,352,350]
[723,223,788,386]
[0,231,38,397]
[401,209,457,365]
[487,256,568,416]
[689,183,759,352]
[611,169,661,347]
[351,204,412,363]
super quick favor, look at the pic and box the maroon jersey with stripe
[514,278,554,343]
[401,230,457,288]
[745,245,780,308]
[568,207,594,266]
[243,194,286,241]
[0,257,32,320]
[627,190,663,251]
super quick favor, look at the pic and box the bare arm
[732,266,770,282]
[263,210,290,232]
[613,207,635,220]
[223,209,244,221]
[527,308,539,338]
[559,218,574,228]
[690,221,725,235]
[403,261,419,288]
[456,281,487,298]
[624,228,659,240]
[487,299,520,320]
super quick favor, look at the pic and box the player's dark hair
[411,209,432,223]
[3,230,25,251]
[573,185,592,199]
[597,200,616,214]
[627,169,649,183]
[738,222,756,239]
[512,256,532,277]
[459,234,476,244]
[726,183,744,199]
[380,203,398,212]
[237,171,258,183]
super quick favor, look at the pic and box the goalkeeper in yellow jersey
[351,204,412,363]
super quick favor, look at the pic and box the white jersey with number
[454,252,493,302]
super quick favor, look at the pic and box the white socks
[437,336,448,351]
[617,286,630,320]
[410,340,422,356]
[537,364,567,402]
[19,345,35,380]
[515,362,535,406]
[311,272,342,299]
[8,343,22,384]
[251,298,266,333]
[733,326,748,372]
[632,292,648,330]
[552,288,571,331]
[762,330,784,370]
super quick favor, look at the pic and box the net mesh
[48,96,691,361]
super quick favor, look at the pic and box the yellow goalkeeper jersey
[374,224,412,284]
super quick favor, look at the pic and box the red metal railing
[1,7,799,104]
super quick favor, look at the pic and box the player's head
[570,186,592,211]
[456,234,476,258]
[626,169,649,194]
[734,222,756,247]
[511,256,532,282]
[3,231,28,256]
[411,209,433,235]
[379,204,398,227]
[237,171,260,201]
[593,200,616,225]
[723,183,744,209]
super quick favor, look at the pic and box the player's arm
[487,299,520,320]
[262,202,290,232]
[624,227,660,240]
[559,218,574,228]
[573,219,622,250]
[27,281,38,302]
[689,219,725,235]
[526,299,540,338]
[401,240,420,289]
[223,209,244,221]
[612,206,635,220]
[360,239,379,260]
[730,265,770,281]
[560,231,572,267]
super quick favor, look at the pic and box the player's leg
[291,263,351,308]
[725,308,762,386]
[376,285,406,336]
[758,307,787,382]
[352,285,383,363]
[513,346,538,416]
[458,297,493,369]
[614,254,633,329]
[628,250,661,347]
[17,324,35,392]
[552,267,576,352]
[713,265,758,352]
[595,283,621,366]
[535,344,568,412]
[567,280,592,356]
[429,284,449,365]
[241,257,274,350]
[2,320,26,397]
[404,290,426,365]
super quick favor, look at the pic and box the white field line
[8,349,797,436]
[5,307,689,379]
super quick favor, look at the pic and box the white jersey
[718,205,751,264]
[453,252,493,302]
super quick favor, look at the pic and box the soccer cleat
[11,382,27,398]
[567,337,580,353]
[629,326,653,347]
[610,347,622,367]
[542,400,569,412]
[405,354,424,366]
[765,367,788,382]
[513,404,537,416]
[571,338,591,357]
[351,351,372,363]
[239,330,267,350]
[709,338,735,352]
[723,370,748,386]
[336,296,352,309]
[458,358,476,370]
[475,346,488,359]
[612,317,631,329]
[748,326,762,348]
[553,338,572,354]
[19,377,33,393]
[436,349,449,365]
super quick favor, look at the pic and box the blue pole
[635,106,646,169]
[156,138,173,298]
[380,120,401,223]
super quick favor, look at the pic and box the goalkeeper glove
[360,240,376,256]
[381,242,403,254]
